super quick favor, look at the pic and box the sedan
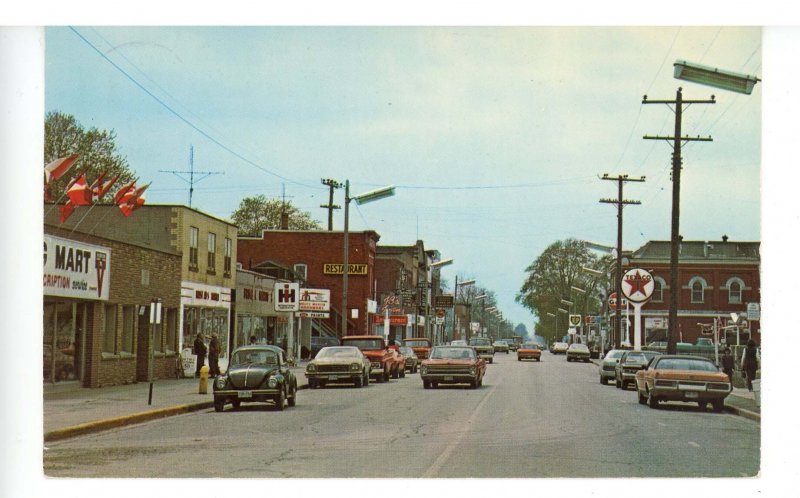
[517,342,542,362]
[551,342,569,355]
[213,345,298,412]
[492,340,510,354]
[305,346,371,388]
[635,355,732,411]
[399,346,419,373]
[615,350,662,389]
[420,346,486,389]
[566,343,591,362]
[598,349,625,385]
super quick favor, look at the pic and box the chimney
[280,212,289,230]
[722,235,729,242]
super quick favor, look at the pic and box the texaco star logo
[621,268,654,303]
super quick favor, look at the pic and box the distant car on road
[341,335,405,383]
[469,337,495,363]
[517,342,542,362]
[492,340,510,354]
[450,340,468,347]
[551,342,569,355]
[399,346,419,373]
[420,346,486,389]
[305,346,371,388]
[615,350,663,389]
[599,349,626,385]
[635,355,732,411]
[566,343,591,362]
[403,337,433,361]
[213,345,298,412]
[309,336,340,359]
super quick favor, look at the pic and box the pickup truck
[341,335,405,383]
[403,337,433,361]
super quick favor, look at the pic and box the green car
[566,343,591,362]
[469,337,495,363]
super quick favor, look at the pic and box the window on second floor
[652,278,665,302]
[189,226,199,270]
[727,277,744,304]
[689,277,707,303]
[224,237,232,276]
[207,232,217,272]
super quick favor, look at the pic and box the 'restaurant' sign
[44,235,110,300]
[323,263,368,275]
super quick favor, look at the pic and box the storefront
[43,235,111,384]
[180,281,232,375]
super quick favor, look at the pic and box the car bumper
[567,354,590,361]
[421,374,478,384]
[518,353,541,360]
[648,388,730,402]
[305,372,362,382]
[214,388,280,402]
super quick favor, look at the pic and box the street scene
[6,18,798,498]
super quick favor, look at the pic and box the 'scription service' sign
[44,235,110,300]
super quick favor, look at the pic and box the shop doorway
[43,301,89,384]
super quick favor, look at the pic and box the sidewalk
[44,361,310,442]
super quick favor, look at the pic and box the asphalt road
[43,351,760,478]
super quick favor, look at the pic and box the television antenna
[159,145,224,207]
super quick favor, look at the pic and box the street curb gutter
[724,405,760,423]
[45,383,311,443]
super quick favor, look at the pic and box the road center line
[423,384,497,477]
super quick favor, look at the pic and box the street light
[342,180,395,335]
[430,258,454,269]
[673,60,760,95]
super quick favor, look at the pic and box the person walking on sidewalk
[720,347,735,382]
[193,333,207,378]
[209,333,221,377]
[741,339,760,392]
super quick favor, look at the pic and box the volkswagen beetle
[213,345,298,412]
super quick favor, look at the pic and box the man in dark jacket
[720,347,735,382]
[741,339,760,391]
[193,333,206,378]
[209,333,221,377]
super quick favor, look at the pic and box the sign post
[148,298,162,405]
[620,269,654,351]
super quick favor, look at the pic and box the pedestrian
[720,347,735,382]
[740,339,760,392]
[193,333,207,378]
[249,335,257,345]
[209,333,221,377]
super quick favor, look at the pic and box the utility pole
[159,145,223,208]
[600,173,645,349]
[643,88,714,355]
[320,178,342,231]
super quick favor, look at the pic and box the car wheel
[214,398,225,412]
[308,378,317,389]
[354,375,363,388]
[489,358,493,364]
[275,387,286,411]
[288,383,297,407]
[400,367,406,378]
[621,380,628,390]
[638,390,647,405]
[231,399,241,410]
[712,399,724,413]
[431,382,438,389]
[517,357,521,361]
[383,370,390,383]
[470,379,478,389]
[364,372,369,386]
[318,380,326,389]
[600,376,607,385]
[647,389,659,409]
[423,380,430,389]
[478,376,483,387]
[698,401,708,411]
[392,366,399,379]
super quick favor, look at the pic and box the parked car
[420,345,486,389]
[213,345,297,412]
[341,335,405,382]
[403,337,433,361]
[635,355,732,411]
[399,346,419,373]
[309,336,340,359]
[492,340,510,354]
[615,350,663,389]
[599,349,626,385]
[551,342,569,355]
[305,346,371,388]
[566,343,591,362]
[468,337,495,363]
[517,342,542,361]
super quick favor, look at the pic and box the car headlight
[470,366,476,375]
[420,365,428,375]
[268,377,278,388]
[351,363,361,371]
[306,363,317,373]
[215,376,227,389]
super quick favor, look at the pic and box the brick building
[237,229,380,336]
[619,238,761,346]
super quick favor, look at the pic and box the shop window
[154,313,164,353]
[103,304,117,355]
[121,306,135,356]
[189,226,199,271]
[727,277,744,304]
[165,308,178,353]
[207,232,217,274]
[224,237,232,277]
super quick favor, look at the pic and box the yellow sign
[323,263,368,275]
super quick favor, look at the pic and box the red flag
[92,173,119,202]
[113,180,137,205]
[44,154,79,184]
[59,201,75,223]
[119,183,149,217]
[66,173,93,206]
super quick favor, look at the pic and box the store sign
[274,282,300,312]
[298,311,331,318]
[299,288,331,312]
[389,315,408,326]
[621,268,655,303]
[746,302,760,321]
[434,295,454,308]
[323,263,368,275]
[568,314,582,327]
[645,317,668,329]
[43,235,110,300]
[181,281,232,308]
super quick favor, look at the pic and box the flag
[113,180,137,205]
[44,154,79,184]
[59,201,75,223]
[66,173,93,206]
[119,183,149,217]
[91,173,119,202]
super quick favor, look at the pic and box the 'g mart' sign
[323,263,368,275]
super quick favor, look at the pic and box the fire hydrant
[198,365,209,394]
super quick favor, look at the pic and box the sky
[42,26,762,328]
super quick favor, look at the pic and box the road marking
[688,441,700,448]
[423,385,496,477]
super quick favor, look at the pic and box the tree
[516,239,607,344]
[231,195,322,235]
[44,111,136,201]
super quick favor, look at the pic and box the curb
[724,404,761,423]
[45,382,311,443]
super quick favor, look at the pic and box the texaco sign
[621,268,655,303]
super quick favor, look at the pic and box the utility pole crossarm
[643,135,713,142]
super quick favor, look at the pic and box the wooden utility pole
[643,87,714,355]
[320,178,342,231]
[600,174,644,349]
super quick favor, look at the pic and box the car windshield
[469,338,491,346]
[605,350,625,359]
[431,347,475,360]
[315,347,360,359]
[493,341,505,346]
[451,340,467,346]
[624,352,647,362]
[342,339,384,350]
[655,358,718,372]
[522,343,538,349]
[570,344,589,351]
[399,347,415,356]
[404,339,430,347]
[231,349,278,366]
